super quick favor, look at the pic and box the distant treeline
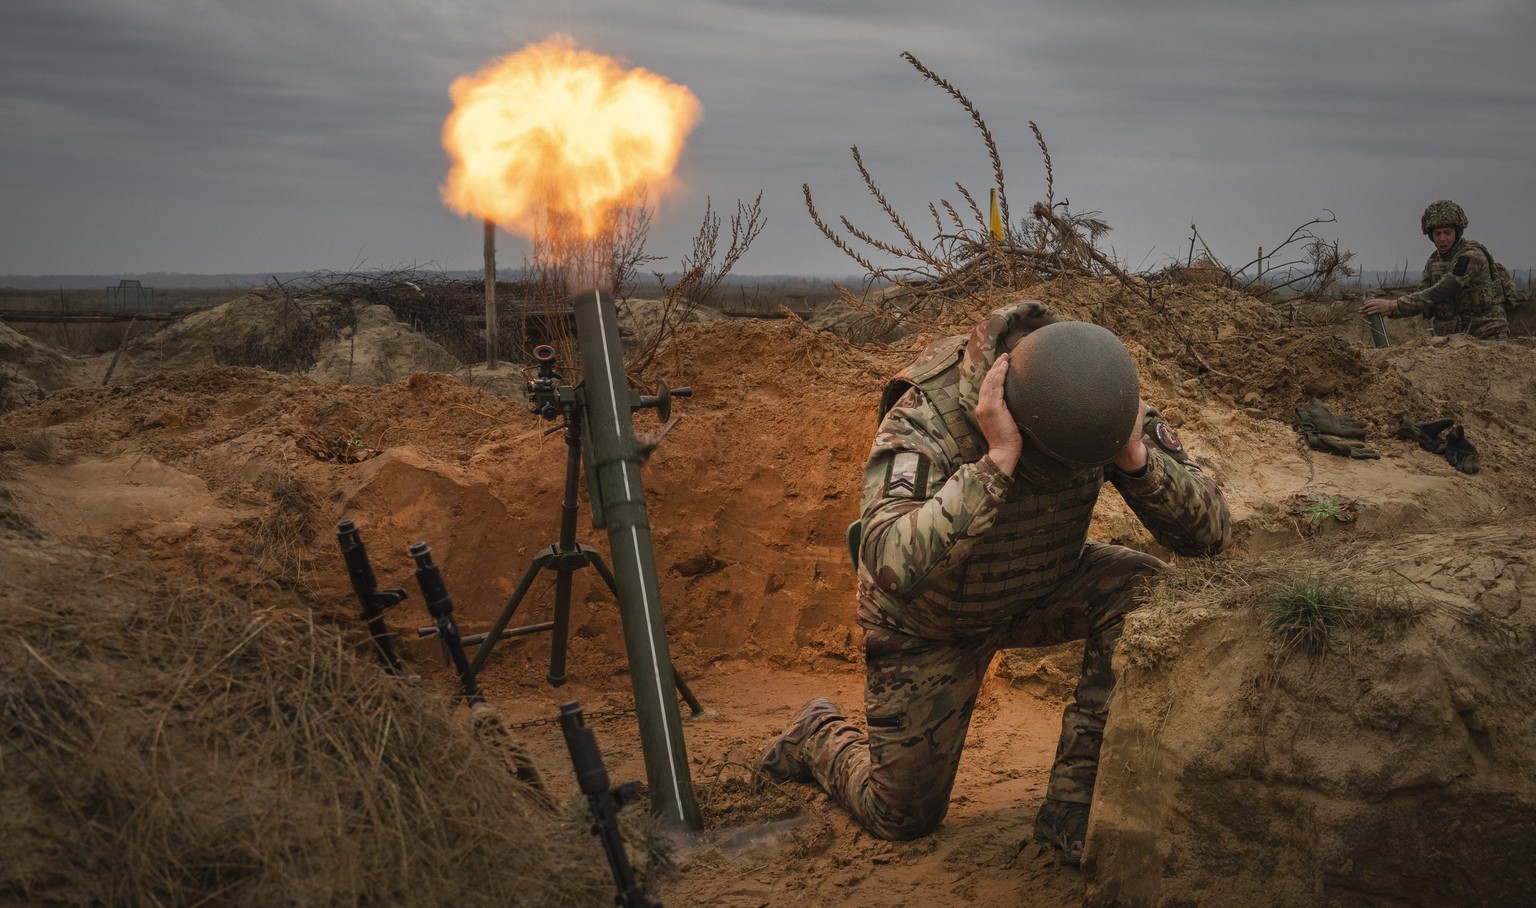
[0,270,869,292]
[0,272,310,291]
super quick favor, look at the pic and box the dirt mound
[306,302,463,385]
[0,321,97,411]
[102,295,461,388]
[1089,533,1536,906]
[615,296,730,351]
[5,276,1536,906]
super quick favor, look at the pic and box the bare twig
[628,193,766,379]
[800,53,1120,326]
[1178,212,1356,302]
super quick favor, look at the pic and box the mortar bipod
[464,370,702,716]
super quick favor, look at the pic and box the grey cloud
[2,0,1534,276]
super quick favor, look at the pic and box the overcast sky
[3,0,1533,281]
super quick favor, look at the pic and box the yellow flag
[989,188,1004,242]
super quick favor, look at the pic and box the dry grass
[246,468,318,589]
[1262,577,1361,654]
[1128,545,1426,666]
[0,530,621,907]
[14,430,74,465]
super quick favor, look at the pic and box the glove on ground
[1296,399,1369,439]
[1296,400,1378,459]
[1397,415,1454,455]
[1444,425,1480,474]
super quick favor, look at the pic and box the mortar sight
[526,343,564,420]
[524,341,691,425]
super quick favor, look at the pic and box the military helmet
[1003,321,1140,467]
[1421,199,1468,235]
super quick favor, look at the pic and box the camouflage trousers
[1430,309,1509,339]
[797,542,1165,841]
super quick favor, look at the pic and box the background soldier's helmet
[1421,199,1469,236]
[1003,321,1140,467]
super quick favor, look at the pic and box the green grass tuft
[1299,495,1346,526]
[1264,577,1357,653]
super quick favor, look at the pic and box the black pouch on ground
[1397,415,1454,454]
[1296,399,1378,459]
[1444,425,1480,474]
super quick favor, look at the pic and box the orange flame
[440,35,702,242]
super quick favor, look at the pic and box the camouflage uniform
[1391,237,1510,339]
[791,301,1231,842]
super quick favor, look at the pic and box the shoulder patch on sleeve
[1154,421,1183,453]
[885,451,929,499]
[1454,255,1471,277]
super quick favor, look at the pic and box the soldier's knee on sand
[866,810,944,842]
[861,787,952,841]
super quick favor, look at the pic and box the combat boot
[1032,797,1091,865]
[755,697,843,785]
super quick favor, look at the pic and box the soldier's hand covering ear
[977,354,1022,474]
[1112,399,1150,473]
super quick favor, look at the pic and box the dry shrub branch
[627,193,766,378]
[523,191,664,368]
[802,52,1122,335]
[1181,211,1358,302]
[800,52,1359,359]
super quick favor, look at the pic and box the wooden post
[483,218,498,369]
[101,316,138,386]
[58,287,73,349]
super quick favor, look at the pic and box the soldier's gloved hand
[1444,425,1480,474]
[1296,399,1368,439]
[1302,430,1380,460]
[1396,415,1454,454]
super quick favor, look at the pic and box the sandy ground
[5,277,1536,905]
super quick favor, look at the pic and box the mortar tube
[570,288,701,831]
[1368,313,1390,348]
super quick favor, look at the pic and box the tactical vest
[1425,239,1500,324]
[882,335,1102,627]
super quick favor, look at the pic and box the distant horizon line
[4,264,1532,292]
[0,270,876,291]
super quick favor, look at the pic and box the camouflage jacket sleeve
[1105,411,1231,557]
[857,390,1012,599]
[1393,248,1491,319]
